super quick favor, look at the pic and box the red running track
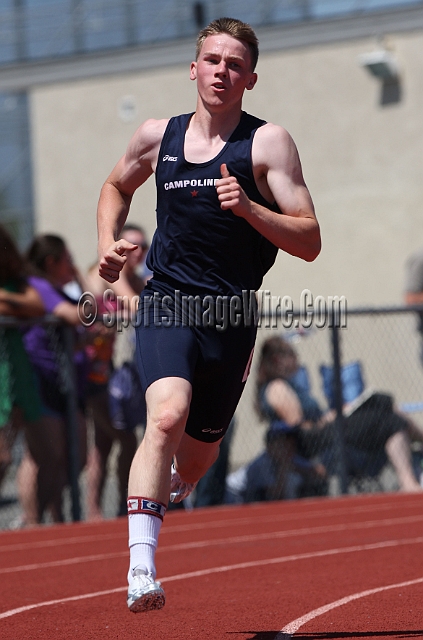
[1,492,423,640]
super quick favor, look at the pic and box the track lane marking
[1,536,423,620]
[1,512,422,557]
[0,532,124,553]
[0,551,128,574]
[2,517,423,575]
[1,497,422,553]
[276,576,423,639]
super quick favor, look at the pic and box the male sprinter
[97,17,321,612]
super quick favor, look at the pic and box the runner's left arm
[216,123,321,262]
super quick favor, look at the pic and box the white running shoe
[169,463,197,503]
[127,569,165,613]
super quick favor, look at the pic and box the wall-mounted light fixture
[358,49,398,80]
[358,47,401,106]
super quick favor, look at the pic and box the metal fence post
[330,322,349,494]
[61,324,81,522]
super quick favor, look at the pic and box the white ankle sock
[128,512,163,580]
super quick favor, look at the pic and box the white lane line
[1,497,422,553]
[0,552,128,574]
[0,532,124,553]
[161,514,423,550]
[1,536,422,621]
[2,516,423,576]
[1,514,423,575]
[276,576,423,639]
[0,588,126,620]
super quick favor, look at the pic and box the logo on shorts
[202,428,224,434]
[163,155,178,162]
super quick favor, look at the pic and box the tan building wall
[29,25,423,307]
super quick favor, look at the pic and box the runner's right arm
[97,118,167,283]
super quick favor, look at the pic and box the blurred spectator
[404,246,423,366]
[0,225,47,514]
[19,234,89,524]
[86,223,149,309]
[224,420,326,504]
[255,336,423,493]
[84,223,149,519]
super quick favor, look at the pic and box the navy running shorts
[135,289,257,443]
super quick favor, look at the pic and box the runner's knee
[147,402,190,447]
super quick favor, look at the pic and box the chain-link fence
[1,305,423,530]
[231,305,423,503]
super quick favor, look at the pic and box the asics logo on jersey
[163,155,178,161]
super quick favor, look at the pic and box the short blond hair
[195,17,259,71]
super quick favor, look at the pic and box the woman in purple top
[19,235,89,524]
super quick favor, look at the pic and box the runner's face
[190,34,257,108]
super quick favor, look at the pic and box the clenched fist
[98,239,138,283]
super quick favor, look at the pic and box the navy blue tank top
[146,111,280,297]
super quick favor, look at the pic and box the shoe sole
[128,590,166,613]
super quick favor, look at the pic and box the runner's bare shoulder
[127,118,170,166]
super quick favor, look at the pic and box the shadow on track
[290,631,423,639]
[227,632,423,640]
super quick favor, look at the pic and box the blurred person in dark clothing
[0,225,47,514]
[256,336,422,493]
